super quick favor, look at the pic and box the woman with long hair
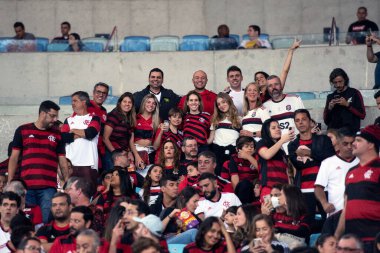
[103,92,136,170]
[242,214,289,253]
[256,119,294,198]
[183,90,211,153]
[139,164,163,206]
[131,94,160,169]
[161,186,202,244]
[241,82,270,139]
[315,234,336,253]
[233,204,260,249]
[104,205,126,242]
[183,216,236,253]
[96,168,137,216]
[157,140,181,176]
[208,92,241,169]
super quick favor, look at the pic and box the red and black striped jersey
[134,114,153,142]
[345,157,380,242]
[183,112,211,145]
[106,108,133,150]
[221,154,259,182]
[88,100,107,155]
[12,123,65,189]
[183,241,228,253]
[272,212,311,240]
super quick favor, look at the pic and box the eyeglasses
[25,245,42,252]
[336,246,361,252]
[95,90,108,95]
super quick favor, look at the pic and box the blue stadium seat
[120,36,150,52]
[150,35,180,51]
[260,33,269,41]
[47,43,69,52]
[180,35,209,51]
[271,37,294,49]
[36,37,49,52]
[168,244,186,253]
[229,34,240,44]
[309,233,320,247]
[83,41,104,52]
[242,34,249,41]
[59,96,71,105]
[0,37,12,52]
[209,37,238,50]
[82,37,108,50]
[288,92,317,100]
[104,95,119,105]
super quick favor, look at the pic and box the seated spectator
[183,216,236,253]
[150,175,178,216]
[132,237,163,253]
[213,24,231,38]
[16,237,42,253]
[366,34,380,89]
[240,25,271,49]
[346,6,378,45]
[374,232,380,253]
[10,226,34,251]
[52,21,71,43]
[315,234,336,253]
[0,192,21,253]
[66,33,85,52]
[179,137,198,177]
[139,165,163,206]
[0,174,6,193]
[76,229,104,253]
[336,234,364,253]
[160,186,201,244]
[241,214,289,253]
[104,205,126,242]
[158,140,181,176]
[252,179,261,209]
[223,206,238,234]
[96,170,112,197]
[111,149,144,188]
[233,204,260,249]
[8,22,36,52]
[178,161,200,192]
[210,24,238,50]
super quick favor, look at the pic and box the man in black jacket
[133,68,180,120]
[289,109,335,228]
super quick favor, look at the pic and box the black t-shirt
[36,221,70,243]
[347,19,379,44]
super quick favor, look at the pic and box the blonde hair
[183,90,204,113]
[138,94,160,133]
[211,92,241,129]
[243,82,262,116]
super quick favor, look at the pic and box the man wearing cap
[335,125,380,253]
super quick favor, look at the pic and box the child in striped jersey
[139,165,163,206]
[183,91,211,153]
[208,92,241,171]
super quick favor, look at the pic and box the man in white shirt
[195,173,241,219]
[225,66,245,115]
[0,192,20,253]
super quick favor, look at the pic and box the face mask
[271,196,280,208]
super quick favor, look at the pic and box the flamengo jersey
[0,223,11,253]
[183,112,211,145]
[62,113,100,170]
[264,94,304,153]
[241,106,271,133]
[195,192,242,218]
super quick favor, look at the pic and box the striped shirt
[106,108,133,150]
[183,112,211,145]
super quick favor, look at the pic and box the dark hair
[116,92,136,128]
[294,109,312,121]
[282,184,308,219]
[158,140,180,174]
[61,21,71,29]
[291,246,319,253]
[316,233,335,248]
[234,205,260,244]
[267,75,281,82]
[100,170,112,181]
[183,90,204,112]
[329,68,349,87]
[168,107,184,118]
[70,32,81,41]
[16,236,40,250]
[160,174,178,187]
[225,206,238,215]
[176,186,199,209]
[71,205,94,224]
[39,100,60,114]
[149,68,164,79]
[374,90,380,99]
[255,71,269,80]
[129,199,150,216]
[249,25,261,35]
[227,65,242,76]
[186,161,198,170]
[272,183,283,191]
[261,118,279,147]
[111,149,125,163]
[13,22,25,30]
[195,216,221,248]
[0,191,21,208]
[108,168,136,200]
[198,150,216,164]
[52,192,71,206]
[357,6,367,13]
[93,82,109,92]
[339,234,363,250]
[142,165,163,203]
[236,136,255,150]
[132,237,163,253]
[337,127,355,140]
[104,205,126,242]
[182,136,197,147]
[10,214,33,231]
[199,172,217,182]
[71,91,90,105]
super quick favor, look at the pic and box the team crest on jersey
[48,135,56,142]
[364,169,373,179]
[348,173,354,179]
[199,118,205,123]
[84,120,90,125]
[223,201,231,208]
[286,105,291,111]
[336,166,341,170]
[251,111,256,117]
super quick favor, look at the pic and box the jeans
[167,229,198,244]
[26,187,56,224]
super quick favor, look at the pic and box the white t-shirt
[264,94,304,154]
[228,89,245,116]
[195,192,242,218]
[211,118,239,146]
[0,224,11,253]
[315,155,359,215]
[241,106,271,134]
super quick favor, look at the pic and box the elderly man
[178,70,217,115]
[61,91,101,188]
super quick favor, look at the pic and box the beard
[204,189,217,200]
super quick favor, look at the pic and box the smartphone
[334,94,340,99]
[263,194,271,203]
[253,238,263,247]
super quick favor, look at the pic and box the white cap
[133,214,163,237]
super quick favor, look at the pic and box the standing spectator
[366,34,380,89]
[36,192,71,253]
[335,125,380,253]
[346,6,378,45]
[323,68,366,133]
[8,100,69,224]
[225,66,245,115]
[134,68,180,120]
[374,90,380,125]
[52,21,71,43]
[0,192,20,253]
[240,25,271,49]
[61,91,101,189]
[178,70,217,115]
[8,22,35,52]
[288,109,335,221]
